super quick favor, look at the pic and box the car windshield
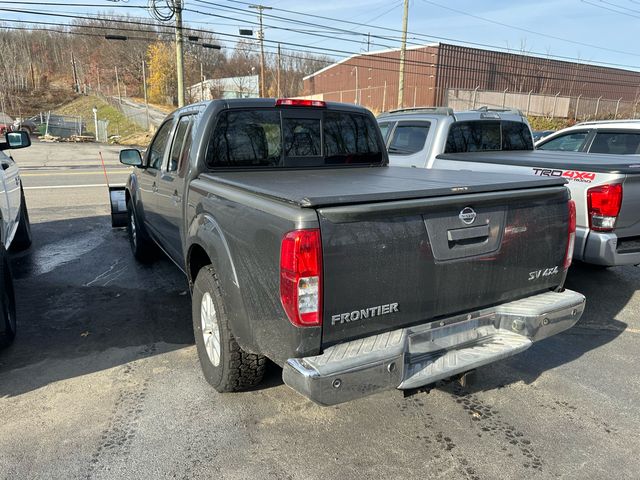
[206,108,383,168]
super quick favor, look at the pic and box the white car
[536,120,640,155]
[0,131,32,348]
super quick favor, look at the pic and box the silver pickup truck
[380,107,640,267]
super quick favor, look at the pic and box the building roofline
[302,43,440,81]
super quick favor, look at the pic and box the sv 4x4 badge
[528,266,559,281]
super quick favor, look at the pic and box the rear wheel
[11,186,32,251]
[126,199,156,263]
[0,247,16,348]
[192,265,266,392]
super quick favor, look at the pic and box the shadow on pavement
[2,213,635,398]
[452,262,634,394]
[0,215,193,397]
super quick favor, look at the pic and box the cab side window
[168,116,193,172]
[147,120,173,169]
[388,123,431,154]
[589,132,640,154]
[537,132,588,152]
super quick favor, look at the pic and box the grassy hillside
[14,87,79,118]
[55,95,144,140]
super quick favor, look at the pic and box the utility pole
[277,43,282,97]
[71,51,79,94]
[174,0,185,107]
[353,66,359,105]
[367,32,371,52]
[148,0,185,106]
[30,62,36,90]
[250,4,272,97]
[142,59,151,131]
[115,66,122,104]
[200,62,205,101]
[397,0,409,109]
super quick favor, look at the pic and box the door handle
[172,190,182,203]
[15,176,20,186]
[152,182,158,193]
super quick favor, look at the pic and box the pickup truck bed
[205,166,567,207]
[434,150,640,266]
[438,150,640,175]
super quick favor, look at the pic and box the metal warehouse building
[303,43,640,118]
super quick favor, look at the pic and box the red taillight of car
[280,229,322,327]
[564,200,577,270]
[587,184,623,232]
[275,98,327,108]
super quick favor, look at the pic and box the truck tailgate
[319,186,570,346]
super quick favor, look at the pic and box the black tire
[0,246,16,348]
[126,199,156,263]
[192,265,266,392]
[10,186,32,251]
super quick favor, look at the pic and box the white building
[189,75,259,102]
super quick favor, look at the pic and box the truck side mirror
[120,149,143,167]
[0,131,31,150]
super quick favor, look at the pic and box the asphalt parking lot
[1,141,639,480]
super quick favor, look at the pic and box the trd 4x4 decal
[532,168,595,183]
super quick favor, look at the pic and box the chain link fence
[300,85,640,121]
[446,88,640,121]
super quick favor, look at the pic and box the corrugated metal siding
[303,43,640,113]
[437,44,640,103]
[303,46,438,112]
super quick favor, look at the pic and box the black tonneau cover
[437,150,640,175]
[201,166,566,208]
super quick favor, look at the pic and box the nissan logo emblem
[459,207,477,225]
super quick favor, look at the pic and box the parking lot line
[21,171,129,177]
[24,184,108,190]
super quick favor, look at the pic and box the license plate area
[407,313,499,355]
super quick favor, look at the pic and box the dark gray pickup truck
[119,98,585,405]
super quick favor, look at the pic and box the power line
[190,0,640,70]
[4,0,640,72]
[3,7,640,89]
[3,21,640,101]
[207,0,640,62]
[419,0,640,58]
[581,0,640,18]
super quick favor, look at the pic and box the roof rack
[380,106,454,117]
[470,106,525,116]
[575,119,640,126]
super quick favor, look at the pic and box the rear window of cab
[445,120,533,153]
[206,109,384,168]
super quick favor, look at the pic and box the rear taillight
[587,184,622,232]
[280,229,322,327]
[564,200,577,270]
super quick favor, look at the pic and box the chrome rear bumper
[283,289,585,406]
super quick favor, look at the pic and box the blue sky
[3,0,640,71]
